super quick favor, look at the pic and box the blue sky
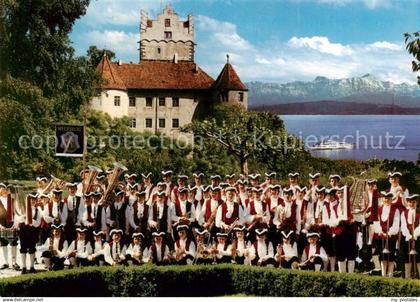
[71,0,420,83]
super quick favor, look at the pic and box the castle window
[165,18,171,27]
[146,97,153,107]
[129,97,136,107]
[159,118,166,128]
[130,118,137,128]
[238,92,244,102]
[172,119,179,128]
[193,97,198,103]
[157,47,161,54]
[114,96,121,106]
[145,118,152,128]
[159,97,166,106]
[172,97,179,107]
[164,31,172,39]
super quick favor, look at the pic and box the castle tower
[213,54,248,109]
[139,5,195,62]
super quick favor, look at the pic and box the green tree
[183,104,307,175]
[87,45,116,66]
[404,31,420,85]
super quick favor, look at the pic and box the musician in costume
[373,191,401,277]
[287,172,300,194]
[148,191,175,236]
[173,187,196,233]
[104,229,127,266]
[40,224,68,271]
[329,174,342,189]
[36,177,48,194]
[188,186,202,225]
[199,186,223,238]
[40,189,67,245]
[225,173,236,188]
[125,183,139,206]
[148,182,169,206]
[216,187,245,232]
[108,188,129,243]
[400,194,420,278]
[248,174,260,187]
[125,173,137,191]
[300,231,328,272]
[148,231,172,265]
[262,172,277,194]
[275,229,299,269]
[127,190,150,245]
[313,186,327,227]
[81,192,97,244]
[249,228,277,267]
[194,228,213,265]
[162,170,175,198]
[335,186,357,273]
[295,186,312,255]
[246,186,270,241]
[387,172,409,210]
[126,232,149,265]
[236,180,249,208]
[0,183,20,270]
[88,230,106,266]
[174,224,196,265]
[192,172,204,202]
[213,232,232,264]
[231,225,251,265]
[140,172,155,203]
[273,187,297,235]
[64,182,83,243]
[17,192,41,274]
[67,227,93,267]
[321,188,339,271]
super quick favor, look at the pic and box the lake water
[280,115,420,162]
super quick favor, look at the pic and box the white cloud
[363,0,391,9]
[85,30,139,59]
[288,36,353,56]
[194,15,414,84]
[368,41,403,51]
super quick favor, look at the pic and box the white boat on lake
[310,139,353,150]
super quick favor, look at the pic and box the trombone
[102,162,128,206]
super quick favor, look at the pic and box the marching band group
[0,167,419,279]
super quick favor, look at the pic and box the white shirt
[216,243,232,259]
[104,241,126,265]
[249,240,274,261]
[199,199,220,225]
[301,243,328,262]
[175,238,196,258]
[152,243,170,262]
[246,199,270,224]
[67,240,92,259]
[40,237,68,258]
[275,242,298,262]
[215,200,245,228]
[373,205,400,236]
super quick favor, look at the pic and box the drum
[0,227,18,242]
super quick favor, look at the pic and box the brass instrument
[409,210,417,278]
[82,165,103,194]
[231,239,238,263]
[350,178,369,215]
[206,204,218,231]
[276,205,286,229]
[225,218,239,235]
[43,175,66,195]
[175,247,186,261]
[103,162,128,206]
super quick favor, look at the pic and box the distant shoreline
[250,100,420,115]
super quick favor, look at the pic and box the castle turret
[213,55,248,108]
[139,5,194,62]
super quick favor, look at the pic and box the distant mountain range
[247,74,420,113]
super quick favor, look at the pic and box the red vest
[403,209,420,230]
[248,200,267,215]
[304,244,321,259]
[221,202,239,224]
[174,200,192,217]
[205,199,222,221]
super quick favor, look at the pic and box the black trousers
[374,238,397,261]
[281,256,299,269]
[335,231,358,261]
[125,254,144,265]
[19,226,39,254]
[401,239,420,263]
[251,257,277,267]
[41,251,65,270]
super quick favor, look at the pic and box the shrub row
[1,265,419,297]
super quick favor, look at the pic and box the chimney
[118,60,122,65]
[173,53,178,64]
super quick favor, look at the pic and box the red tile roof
[97,59,215,90]
[96,55,127,91]
[213,63,247,91]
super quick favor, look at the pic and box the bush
[1,265,419,297]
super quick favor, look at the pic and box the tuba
[43,175,66,195]
[82,165,103,194]
[9,184,26,218]
[103,162,128,205]
[350,177,368,215]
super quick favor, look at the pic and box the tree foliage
[87,46,116,66]
[183,104,308,175]
[404,31,420,85]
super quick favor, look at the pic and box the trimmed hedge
[0,265,419,297]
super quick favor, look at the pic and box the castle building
[92,5,247,137]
